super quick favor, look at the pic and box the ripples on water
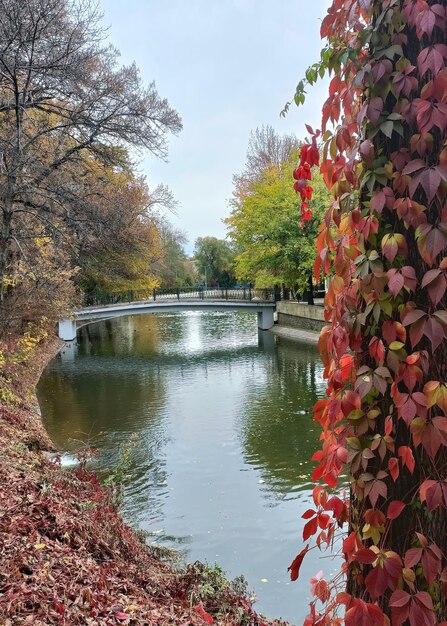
[38,311,334,625]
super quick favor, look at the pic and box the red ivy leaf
[417,44,447,77]
[398,446,415,474]
[424,316,446,351]
[387,500,406,519]
[421,416,447,459]
[388,457,399,482]
[355,548,376,564]
[365,565,389,600]
[303,517,318,541]
[405,547,423,569]
[345,598,387,626]
[420,479,447,511]
[367,97,384,124]
[288,544,309,581]
[366,478,388,507]
[390,590,411,626]
[409,165,442,202]
[416,223,447,265]
[382,234,398,262]
[388,269,405,297]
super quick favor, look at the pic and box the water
[37,311,332,624]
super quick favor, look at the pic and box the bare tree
[239,125,298,182]
[231,125,299,204]
[0,0,182,305]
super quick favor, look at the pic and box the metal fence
[82,287,278,307]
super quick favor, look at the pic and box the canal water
[37,311,333,624]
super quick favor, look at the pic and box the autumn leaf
[288,545,309,581]
[387,500,406,520]
[398,446,415,474]
[194,604,214,624]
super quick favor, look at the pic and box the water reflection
[240,338,324,499]
[38,312,327,625]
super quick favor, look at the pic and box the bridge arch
[58,300,276,341]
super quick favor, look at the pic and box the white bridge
[58,294,276,341]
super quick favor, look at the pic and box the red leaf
[410,166,442,202]
[428,275,446,305]
[417,224,447,265]
[303,516,318,540]
[410,318,426,349]
[416,3,445,38]
[413,591,435,626]
[388,457,399,482]
[421,269,447,305]
[421,416,447,459]
[366,478,387,507]
[367,97,384,124]
[401,266,417,292]
[365,566,388,600]
[390,590,411,626]
[405,547,423,569]
[417,45,447,77]
[421,268,442,288]
[382,234,398,262]
[398,446,415,474]
[420,479,447,511]
[402,309,426,326]
[355,548,377,564]
[194,605,214,624]
[424,316,445,351]
[402,159,426,175]
[421,544,442,584]
[388,269,405,297]
[387,500,406,519]
[288,545,309,581]
[345,598,387,626]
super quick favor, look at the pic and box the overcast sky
[98,0,331,253]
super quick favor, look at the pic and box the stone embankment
[271,301,324,344]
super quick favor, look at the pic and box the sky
[97,0,332,254]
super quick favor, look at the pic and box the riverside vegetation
[0,332,289,625]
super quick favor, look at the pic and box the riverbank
[0,335,289,626]
[270,325,320,345]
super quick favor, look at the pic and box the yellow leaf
[389,341,404,350]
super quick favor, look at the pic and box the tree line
[0,0,327,342]
[0,0,188,334]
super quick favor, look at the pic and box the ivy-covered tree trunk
[288,1,447,624]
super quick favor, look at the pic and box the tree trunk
[346,0,447,619]
[0,207,13,304]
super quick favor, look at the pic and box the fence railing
[82,287,278,307]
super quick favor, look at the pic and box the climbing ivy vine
[288,1,447,624]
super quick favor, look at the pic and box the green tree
[225,154,329,293]
[153,219,197,288]
[193,237,236,287]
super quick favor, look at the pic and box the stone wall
[276,301,325,332]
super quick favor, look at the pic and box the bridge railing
[82,287,277,307]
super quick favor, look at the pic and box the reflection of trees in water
[239,338,325,499]
[78,314,162,357]
[38,315,170,528]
